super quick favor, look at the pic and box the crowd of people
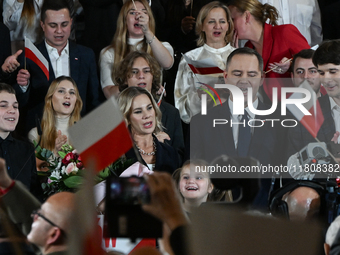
[1,0,340,254]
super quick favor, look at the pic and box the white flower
[65,162,79,175]
[50,170,62,181]
[56,160,62,170]
[61,165,66,175]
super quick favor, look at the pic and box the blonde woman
[100,0,174,99]
[118,87,179,173]
[3,0,43,53]
[28,76,83,153]
[174,1,235,123]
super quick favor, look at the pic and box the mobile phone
[104,176,162,239]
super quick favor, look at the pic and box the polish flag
[182,54,224,75]
[287,80,324,138]
[25,37,49,80]
[68,96,133,172]
[69,168,105,255]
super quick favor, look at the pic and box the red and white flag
[182,54,223,75]
[69,166,105,255]
[24,37,49,80]
[287,80,324,138]
[68,96,133,172]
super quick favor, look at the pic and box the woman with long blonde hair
[100,0,174,99]
[28,76,83,153]
[3,0,43,53]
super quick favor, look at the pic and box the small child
[173,159,225,213]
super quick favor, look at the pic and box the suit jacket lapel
[69,41,79,84]
[250,100,268,151]
[319,95,336,142]
[221,102,237,155]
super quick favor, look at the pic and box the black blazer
[0,23,12,83]
[160,101,184,162]
[13,41,103,135]
[190,99,281,166]
[125,134,180,175]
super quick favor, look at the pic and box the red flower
[62,152,75,165]
[76,161,83,169]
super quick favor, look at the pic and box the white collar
[203,43,233,53]
[228,97,258,119]
[329,97,340,111]
[45,40,69,55]
[128,37,144,46]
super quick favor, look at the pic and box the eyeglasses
[31,209,65,234]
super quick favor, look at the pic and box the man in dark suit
[0,83,40,198]
[190,48,284,208]
[4,0,103,136]
[286,40,340,161]
[191,48,281,164]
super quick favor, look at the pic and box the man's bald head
[27,192,76,253]
[283,187,321,221]
[44,192,76,231]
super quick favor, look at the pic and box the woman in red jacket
[228,0,310,102]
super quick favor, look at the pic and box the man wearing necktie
[190,48,284,209]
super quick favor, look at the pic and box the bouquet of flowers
[35,143,133,198]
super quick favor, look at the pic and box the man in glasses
[0,158,75,255]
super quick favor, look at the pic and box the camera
[104,176,162,240]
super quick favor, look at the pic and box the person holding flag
[286,40,340,164]
[2,0,103,137]
[174,1,235,124]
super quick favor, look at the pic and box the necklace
[135,140,156,156]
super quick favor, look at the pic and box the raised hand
[55,130,68,154]
[0,158,13,189]
[135,10,150,34]
[1,50,22,73]
[155,131,171,143]
[181,16,195,34]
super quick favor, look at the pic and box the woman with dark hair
[229,0,310,101]
[114,51,184,160]
[28,76,83,153]
[118,87,179,173]
[174,1,235,123]
[99,0,173,99]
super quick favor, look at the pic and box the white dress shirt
[229,98,258,149]
[259,0,322,46]
[329,97,340,143]
[45,41,70,78]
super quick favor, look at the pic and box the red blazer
[246,23,310,100]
